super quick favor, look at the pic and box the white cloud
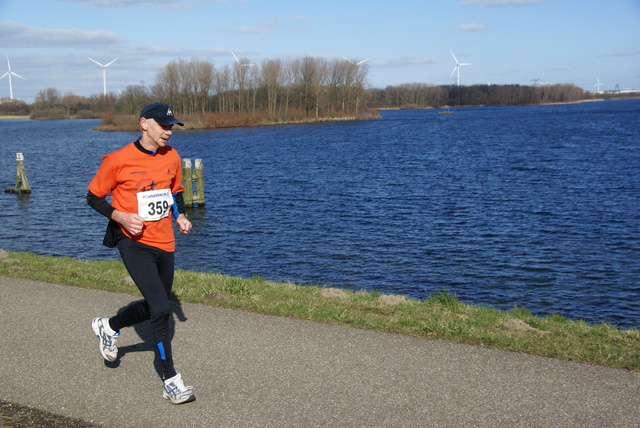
[375,55,439,68]
[221,19,281,34]
[129,44,228,58]
[453,23,489,31]
[221,25,268,34]
[0,21,126,48]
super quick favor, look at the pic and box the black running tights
[109,238,177,380]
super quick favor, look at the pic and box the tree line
[366,82,593,109]
[150,56,371,120]
[0,55,630,124]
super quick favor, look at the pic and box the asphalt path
[0,276,638,427]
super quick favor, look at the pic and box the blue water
[1,100,639,328]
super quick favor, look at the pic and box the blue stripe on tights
[157,342,166,360]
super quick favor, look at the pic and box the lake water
[1,100,639,328]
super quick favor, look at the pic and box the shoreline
[0,97,626,123]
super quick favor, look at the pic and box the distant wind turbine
[342,55,369,86]
[342,55,369,67]
[342,55,369,111]
[449,51,472,86]
[230,50,255,112]
[230,50,255,67]
[594,77,604,92]
[88,57,118,95]
[1,56,26,100]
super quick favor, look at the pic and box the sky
[0,0,639,103]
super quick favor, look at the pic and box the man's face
[142,118,174,150]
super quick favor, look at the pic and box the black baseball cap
[139,102,184,126]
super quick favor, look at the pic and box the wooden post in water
[4,153,31,194]
[181,158,204,207]
[182,158,194,206]
[194,158,205,206]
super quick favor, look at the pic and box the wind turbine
[342,55,369,67]
[230,50,255,67]
[1,56,25,100]
[88,57,118,95]
[449,51,472,86]
[342,55,369,85]
[230,50,255,113]
[342,55,369,112]
[594,77,604,93]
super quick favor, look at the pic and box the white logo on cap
[167,108,173,116]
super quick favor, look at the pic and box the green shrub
[30,108,67,120]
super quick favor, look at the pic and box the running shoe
[91,317,119,362]
[163,373,196,404]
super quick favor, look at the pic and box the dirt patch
[502,319,551,334]
[122,276,135,286]
[320,287,349,299]
[0,249,18,264]
[204,291,232,301]
[377,295,412,306]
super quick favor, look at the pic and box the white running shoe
[91,317,119,362]
[163,373,196,404]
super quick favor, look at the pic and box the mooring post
[194,158,205,206]
[4,153,31,194]
[182,158,194,207]
[181,158,204,208]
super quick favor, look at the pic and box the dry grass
[91,109,381,132]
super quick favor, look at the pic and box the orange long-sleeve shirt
[88,141,185,252]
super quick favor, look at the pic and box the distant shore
[0,97,624,124]
[0,113,374,131]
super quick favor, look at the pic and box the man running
[87,102,195,404]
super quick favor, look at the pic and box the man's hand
[112,210,146,236]
[176,213,192,235]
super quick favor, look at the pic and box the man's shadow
[104,292,187,378]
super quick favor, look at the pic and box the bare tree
[118,84,151,115]
[281,61,295,120]
[34,87,61,107]
[291,56,328,117]
[260,58,283,118]
[344,59,369,112]
[214,65,233,113]
[189,58,215,115]
[151,58,215,116]
[313,58,329,118]
[232,54,256,113]
[327,59,349,113]
[152,61,180,111]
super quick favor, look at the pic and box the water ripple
[1,100,639,328]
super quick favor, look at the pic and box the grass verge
[1,250,638,372]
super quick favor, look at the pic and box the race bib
[137,188,173,221]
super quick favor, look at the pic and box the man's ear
[140,118,148,131]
